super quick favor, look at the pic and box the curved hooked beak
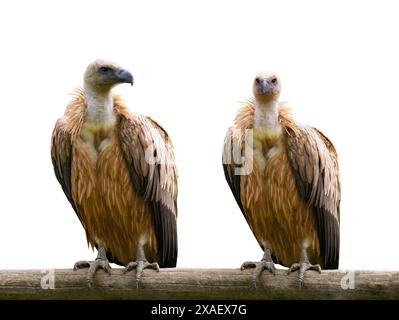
[259,79,271,94]
[116,68,134,86]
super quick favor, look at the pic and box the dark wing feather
[119,114,178,267]
[286,125,340,269]
[223,127,279,263]
[222,127,249,223]
[51,119,82,224]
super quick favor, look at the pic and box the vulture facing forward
[223,72,340,286]
[51,60,178,287]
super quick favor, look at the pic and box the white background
[0,0,398,271]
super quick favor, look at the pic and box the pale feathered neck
[253,99,281,131]
[83,84,115,123]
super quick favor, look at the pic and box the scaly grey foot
[124,260,159,288]
[73,245,111,288]
[73,257,112,288]
[287,262,321,286]
[240,249,276,288]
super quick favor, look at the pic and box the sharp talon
[74,261,90,271]
[124,260,160,288]
[287,263,300,274]
[241,259,276,289]
[240,261,256,270]
[135,279,140,289]
[73,258,111,288]
[152,263,160,272]
[124,262,137,274]
[288,261,322,286]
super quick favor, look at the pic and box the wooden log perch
[1,268,399,299]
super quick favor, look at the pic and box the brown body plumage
[51,61,178,279]
[223,72,340,281]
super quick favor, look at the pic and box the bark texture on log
[0,268,398,300]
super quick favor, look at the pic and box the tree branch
[0,268,397,299]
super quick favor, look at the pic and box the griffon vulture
[51,60,178,287]
[223,72,340,286]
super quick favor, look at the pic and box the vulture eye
[271,78,278,84]
[99,66,111,74]
[255,78,260,84]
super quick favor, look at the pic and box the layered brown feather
[223,99,340,268]
[51,89,178,267]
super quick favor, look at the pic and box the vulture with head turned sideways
[223,72,340,286]
[51,59,178,287]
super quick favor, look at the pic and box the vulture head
[84,59,133,92]
[253,71,281,104]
